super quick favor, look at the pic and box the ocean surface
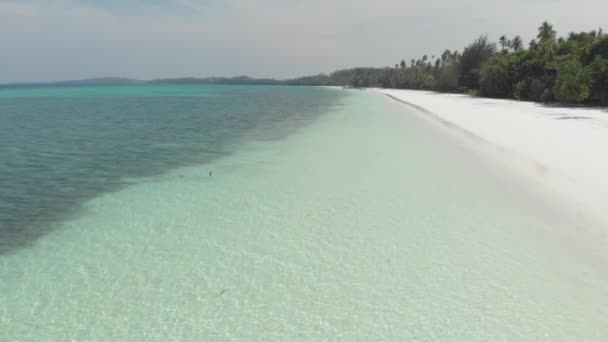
[1,85,608,340]
[0,85,340,254]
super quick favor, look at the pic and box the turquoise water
[2,86,608,340]
[0,85,341,254]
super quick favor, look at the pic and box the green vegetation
[338,22,608,105]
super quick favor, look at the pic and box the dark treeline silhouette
[338,22,608,105]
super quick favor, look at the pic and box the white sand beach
[377,89,608,227]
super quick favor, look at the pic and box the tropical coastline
[4,0,608,339]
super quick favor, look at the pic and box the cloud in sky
[0,0,606,82]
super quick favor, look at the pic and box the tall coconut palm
[511,36,523,53]
[499,35,509,53]
[441,49,451,65]
[537,21,556,45]
[529,39,538,50]
[537,21,559,77]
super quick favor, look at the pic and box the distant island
[0,73,358,88]
[2,22,606,105]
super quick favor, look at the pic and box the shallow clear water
[0,84,341,253]
[2,86,608,340]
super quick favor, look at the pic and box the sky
[0,0,606,83]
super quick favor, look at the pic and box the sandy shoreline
[376,88,608,227]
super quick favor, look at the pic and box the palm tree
[499,35,509,53]
[537,21,559,77]
[400,60,406,69]
[529,39,538,50]
[511,36,523,53]
[441,49,451,65]
[537,21,556,46]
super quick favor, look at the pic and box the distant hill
[0,77,141,89]
[150,76,282,86]
[0,70,362,88]
[53,77,141,86]
[149,70,360,87]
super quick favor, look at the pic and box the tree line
[339,22,607,105]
